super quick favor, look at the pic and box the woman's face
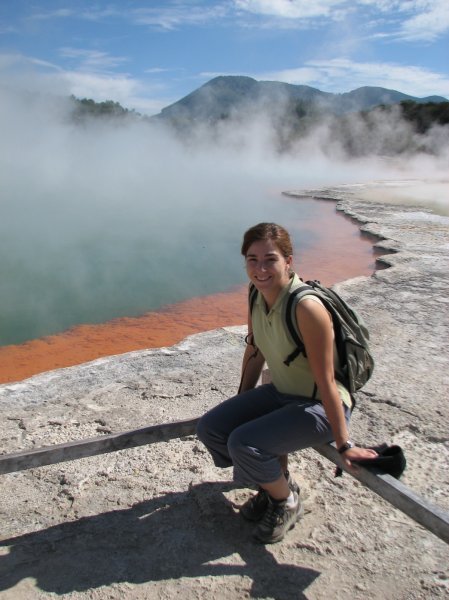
[245,239,292,297]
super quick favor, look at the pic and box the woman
[196,223,376,544]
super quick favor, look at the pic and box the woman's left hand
[340,446,378,472]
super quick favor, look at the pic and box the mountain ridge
[156,75,447,123]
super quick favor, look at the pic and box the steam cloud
[1,77,448,345]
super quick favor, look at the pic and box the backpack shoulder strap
[283,282,319,366]
[248,282,258,315]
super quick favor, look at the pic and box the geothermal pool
[0,195,381,384]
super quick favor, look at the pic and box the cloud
[59,70,169,112]
[0,52,62,73]
[0,52,169,114]
[234,0,449,41]
[15,0,449,41]
[0,24,18,34]
[24,2,227,30]
[260,58,449,97]
[59,48,128,71]
[60,70,139,100]
[130,3,229,31]
[234,0,346,20]
[29,8,75,20]
[398,0,449,41]
[28,6,119,22]
[144,67,173,74]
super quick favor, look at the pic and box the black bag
[336,443,406,478]
[354,443,407,478]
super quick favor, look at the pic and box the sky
[1,0,449,116]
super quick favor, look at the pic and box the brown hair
[241,222,293,258]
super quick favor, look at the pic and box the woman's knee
[227,428,246,461]
[196,413,211,445]
[196,409,225,446]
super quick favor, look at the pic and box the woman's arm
[296,299,377,468]
[238,309,266,393]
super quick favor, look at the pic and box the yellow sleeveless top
[251,274,352,408]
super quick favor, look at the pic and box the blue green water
[0,190,323,346]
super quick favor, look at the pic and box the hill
[155,75,447,125]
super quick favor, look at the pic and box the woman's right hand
[340,446,378,472]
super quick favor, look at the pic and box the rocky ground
[0,180,448,599]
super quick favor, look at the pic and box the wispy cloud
[144,67,172,74]
[0,52,63,73]
[0,51,169,114]
[131,3,229,31]
[61,70,137,99]
[51,68,169,113]
[234,0,449,41]
[234,0,347,20]
[59,48,128,71]
[23,2,229,31]
[0,24,18,34]
[29,8,75,20]
[19,1,449,41]
[398,0,449,41]
[28,6,119,22]
[260,58,449,97]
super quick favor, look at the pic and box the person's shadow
[0,481,319,598]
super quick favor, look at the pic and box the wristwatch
[338,441,354,454]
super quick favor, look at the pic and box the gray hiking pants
[196,383,351,487]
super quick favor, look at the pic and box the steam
[1,78,448,345]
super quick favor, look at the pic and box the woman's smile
[255,275,271,281]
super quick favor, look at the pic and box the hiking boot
[240,487,269,522]
[240,471,300,522]
[253,489,303,544]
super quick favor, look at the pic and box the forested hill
[70,76,448,127]
[71,93,449,134]
[69,96,145,122]
[155,75,447,125]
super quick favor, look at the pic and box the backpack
[249,279,374,399]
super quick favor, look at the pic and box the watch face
[338,441,354,453]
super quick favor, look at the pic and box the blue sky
[1,0,448,115]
